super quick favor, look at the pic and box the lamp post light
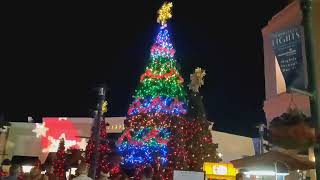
[256,123,266,155]
[300,0,320,179]
[88,85,106,179]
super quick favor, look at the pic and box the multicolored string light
[117,2,191,179]
[117,127,170,167]
[132,24,187,115]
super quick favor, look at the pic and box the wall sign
[270,25,307,90]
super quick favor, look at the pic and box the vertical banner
[270,25,307,90]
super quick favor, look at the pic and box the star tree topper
[157,2,173,26]
[188,67,206,93]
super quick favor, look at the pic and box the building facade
[262,0,310,123]
[261,1,319,179]
[0,117,255,164]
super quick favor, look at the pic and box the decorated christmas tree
[85,101,112,178]
[53,138,66,180]
[187,68,221,171]
[117,2,190,179]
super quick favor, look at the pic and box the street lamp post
[88,86,106,179]
[300,0,320,179]
[256,123,266,154]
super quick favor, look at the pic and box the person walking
[141,167,153,180]
[28,166,48,180]
[72,163,92,180]
[97,172,110,180]
[236,172,244,180]
[2,164,20,180]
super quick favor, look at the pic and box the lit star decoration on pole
[157,2,173,26]
[32,123,49,138]
[102,101,108,114]
[188,68,206,93]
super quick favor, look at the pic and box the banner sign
[270,25,307,90]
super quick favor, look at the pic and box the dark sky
[1,1,289,137]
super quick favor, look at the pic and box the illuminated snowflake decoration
[77,138,88,150]
[42,133,77,152]
[32,123,49,138]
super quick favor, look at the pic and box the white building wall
[1,117,254,164]
[211,131,255,162]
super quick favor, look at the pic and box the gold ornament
[157,2,173,25]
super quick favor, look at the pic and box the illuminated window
[213,165,228,175]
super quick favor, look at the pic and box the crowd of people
[0,163,54,180]
[0,158,246,180]
[0,160,154,180]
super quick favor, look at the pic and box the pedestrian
[28,166,48,180]
[45,165,55,180]
[141,167,153,180]
[2,164,20,180]
[1,159,11,177]
[236,172,245,180]
[98,172,110,180]
[72,163,92,180]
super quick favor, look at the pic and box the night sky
[1,1,290,137]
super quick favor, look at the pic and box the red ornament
[53,138,66,180]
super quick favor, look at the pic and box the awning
[11,156,39,165]
[231,150,315,171]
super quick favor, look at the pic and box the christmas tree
[53,138,66,180]
[187,68,221,171]
[85,101,112,178]
[117,2,190,179]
